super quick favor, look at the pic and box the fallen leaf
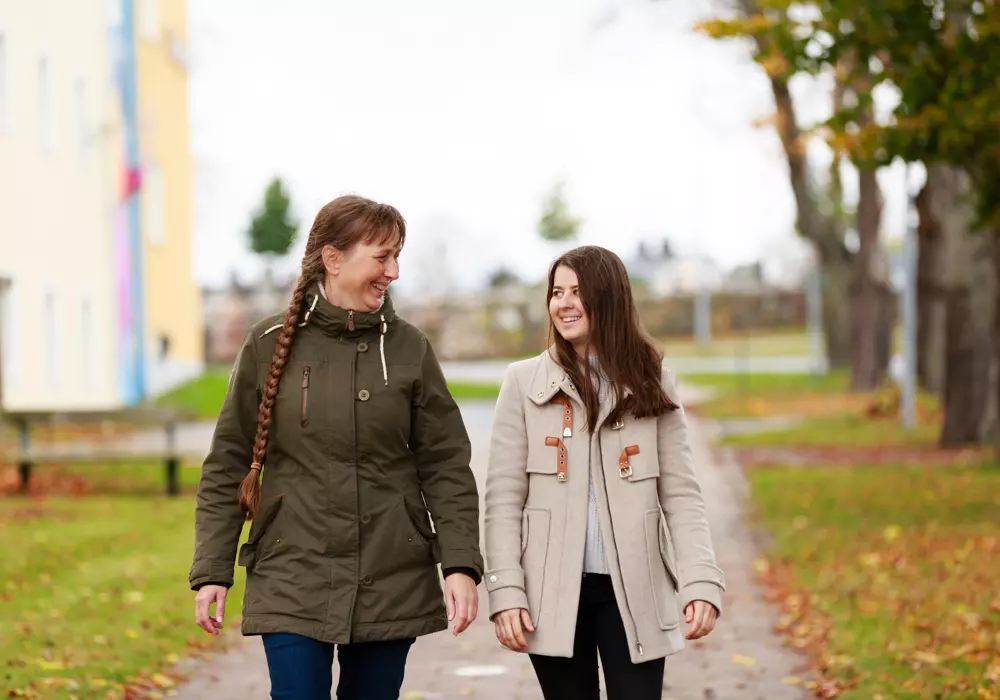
[125,629,139,639]
[883,524,901,542]
[731,655,756,666]
[781,676,802,685]
[151,674,174,689]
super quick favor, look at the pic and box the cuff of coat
[443,567,481,585]
[189,559,235,591]
[440,549,485,582]
[680,581,724,618]
[485,568,528,620]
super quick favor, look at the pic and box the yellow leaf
[125,629,139,639]
[37,659,65,670]
[124,590,144,604]
[859,552,882,568]
[732,655,756,666]
[89,679,109,689]
[165,653,180,665]
[93,635,107,645]
[912,650,940,665]
[782,677,802,685]
[151,673,175,689]
[883,524,901,542]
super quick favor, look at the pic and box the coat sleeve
[483,364,531,619]
[189,330,259,590]
[656,366,726,615]
[410,336,485,581]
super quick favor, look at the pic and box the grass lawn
[156,369,500,420]
[1,469,250,698]
[748,462,1000,698]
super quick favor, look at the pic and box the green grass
[749,463,1000,698]
[156,371,501,420]
[681,368,850,398]
[0,488,250,697]
[721,412,940,448]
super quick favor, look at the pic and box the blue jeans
[261,633,415,700]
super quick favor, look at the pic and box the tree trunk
[916,177,947,394]
[821,260,852,367]
[849,168,890,390]
[924,166,997,446]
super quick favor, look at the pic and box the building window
[0,33,8,135]
[81,297,94,390]
[0,280,14,395]
[141,0,160,40]
[75,77,90,165]
[44,291,58,386]
[144,163,166,245]
[38,56,53,151]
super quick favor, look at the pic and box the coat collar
[306,282,396,337]
[527,349,632,432]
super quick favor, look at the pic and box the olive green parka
[189,287,484,643]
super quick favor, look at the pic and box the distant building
[623,241,724,297]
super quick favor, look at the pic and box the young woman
[190,195,483,700]
[484,245,725,700]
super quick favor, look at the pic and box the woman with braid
[190,195,483,700]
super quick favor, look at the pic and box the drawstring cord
[379,315,388,385]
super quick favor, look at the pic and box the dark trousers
[529,573,665,700]
[261,632,414,700]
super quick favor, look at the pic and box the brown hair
[546,245,678,431]
[239,194,406,520]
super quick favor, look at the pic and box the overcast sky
[188,0,909,295]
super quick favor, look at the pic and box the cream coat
[484,351,726,663]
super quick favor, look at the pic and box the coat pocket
[658,511,680,590]
[238,494,284,573]
[521,508,550,624]
[403,497,441,562]
[644,509,680,630]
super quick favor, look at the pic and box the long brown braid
[238,194,406,520]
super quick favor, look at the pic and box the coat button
[358,452,369,463]
[489,575,497,583]
[361,575,373,586]
[357,342,369,353]
[358,389,370,401]
[361,514,371,524]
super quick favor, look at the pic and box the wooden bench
[0,407,206,496]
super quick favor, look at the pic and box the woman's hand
[444,573,479,635]
[494,608,535,652]
[194,585,228,636]
[684,600,718,640]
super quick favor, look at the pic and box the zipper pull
[637,643,644,657]
[347,310,355,331]
[302,365,311,389]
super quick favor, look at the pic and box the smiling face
[548,265,591,356]
[322,235,401,312]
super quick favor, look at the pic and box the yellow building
[0,0,202,411]
[137,0,203,395]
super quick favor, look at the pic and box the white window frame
[144,162,166,245]
[75,75,90,166]
[0,279,15,393]
[0,29,9,136]
[38,53,54,152]
[141,0,160,40]
[80,295,94,390]
[44,289,59,387]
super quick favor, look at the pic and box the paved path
[171,388,810,699]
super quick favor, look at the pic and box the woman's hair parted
[239,195,406,520]
[546,245,678,431]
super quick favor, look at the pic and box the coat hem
[241,612,449,644]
